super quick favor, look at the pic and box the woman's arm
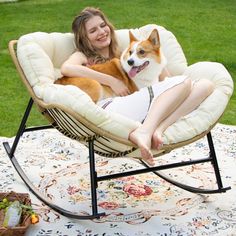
[61,52,130,96]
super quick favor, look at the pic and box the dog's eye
[139,49,145,55]
[129,50,132,55]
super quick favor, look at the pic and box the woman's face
[85,15,111,52]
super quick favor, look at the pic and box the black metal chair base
[2,98,231,219]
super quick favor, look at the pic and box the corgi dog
[55,28,166,103]
[121,28,167,89]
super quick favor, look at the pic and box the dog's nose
[127,59,134,66]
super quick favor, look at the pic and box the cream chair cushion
[17,24,234,144]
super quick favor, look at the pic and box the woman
[61,7,214,166]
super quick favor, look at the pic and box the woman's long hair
[72,7,120,63]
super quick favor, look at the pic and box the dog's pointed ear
[129,30,138,43]
[148,29,160,49]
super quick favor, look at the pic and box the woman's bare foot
[129,129,155,166]
[152,129,163,150]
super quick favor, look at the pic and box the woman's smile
[97,34,108,42]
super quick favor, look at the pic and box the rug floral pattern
[0,123,235,235]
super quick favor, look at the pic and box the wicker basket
[0,191,32,236]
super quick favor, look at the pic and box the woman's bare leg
[152,79,214,149]
[129,79,192,165]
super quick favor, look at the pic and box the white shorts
[97,75,188,122]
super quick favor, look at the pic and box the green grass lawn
[0,0,235,137]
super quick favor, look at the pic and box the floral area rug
[0,123,236,236]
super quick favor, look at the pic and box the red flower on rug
[67,185,80,195]
[123,183,152,197]
[98,201,119,210]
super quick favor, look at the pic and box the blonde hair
[72,7,120,63]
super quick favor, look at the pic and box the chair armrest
[184,61,233,97]
[162,61,233,144]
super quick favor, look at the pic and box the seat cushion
[16,24,234,144]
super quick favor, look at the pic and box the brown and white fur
[55,29,166,103]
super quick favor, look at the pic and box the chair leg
[207,132,224,189]
[88,139,101,216]
[4,98,53,158]
[8,98,34,158]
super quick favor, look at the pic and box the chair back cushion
[17,24,187,86]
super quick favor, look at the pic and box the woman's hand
[109,77,130,96]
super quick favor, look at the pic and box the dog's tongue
[128,67,138,78]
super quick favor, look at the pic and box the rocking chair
[3,24,233,219]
